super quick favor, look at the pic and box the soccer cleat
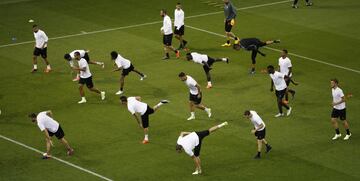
[101,91,106,100]
[275,113,284,117]
[249,70,256,75]
[221,43,231,47]
[67,148,74,156]
[31,69,38,73]
[187,115,195,121]
[192,170,202,175]
[292,5,298,8]
[78,99,87,104]
[343,134,351,140]
[100,62,105,69]
[206,84,212,89]
[42,153,51,159]
[306,2,313,6]
[234,39,240,45]
[175,50,180,58]
[44,68,51,73]
[266,145,272,153]
[142,140,149,144]
[160,100,170,104]
[274,39,281,43]
[140,75,147,81]
[206,108,212,118]
[115,90,124,95]
[332,134,342,140]
[286,107,292,116]
[162,56,170,60]
[254,154,261,159]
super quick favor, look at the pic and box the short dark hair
[120,96,127,102]
[186,53,192,60]
[331,78,339,84]
[244,110,251,116]
[283,49,288,54]
[64,54,71,61]
[32,24,38,28]
[110,51,118,60]
[267,65,274,70]
[28,113,37,118]
[178,72,186,77]
[74,51,80,56]
[176,144,182,151]
[177,2,181,5]
[161,9,167,14]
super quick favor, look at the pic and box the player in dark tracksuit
[233,38,280,74]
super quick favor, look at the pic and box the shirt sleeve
[128,106,135,115]
[164,17,172,33]
[115,60,122,68]
[79,61,86,69]
[288,60,292,68]
[278,72,285,78]
[184,147,194,157]
[338,90,345,97]
[37,122,45,131]
[42,31,48,42]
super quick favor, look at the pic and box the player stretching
[244,110,272,159]
[233,38,280,74]
[222,0,239,47]
[111,51,146,95]
[72,52,105,104]
[174,2,188,50]
[330,78,351,140]
[29,111,74,159]
[267,65,292,117]
[176,122,228,175]
[160,9,180,60]
[120,96,169,144]
[64,49,105,81]
[178,72,211,120]
[32,25,51,73]
[278,49,296,102]
[186,52,229,88]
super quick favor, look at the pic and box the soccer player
[267,65,292,117]
[64,49,105,81]
[176,122,228,175]
[185,52,229,88]
[29,111,74,159]
[278,49,296,102]
[72,52,105,104]
[120,96,169,144]
[233,38,280,74]
[160,9,180,60]
[292,0,313,8]
[222,0,239,47]
[178,72,211,120]
[330,78,351,140]
[32,24,51,73]
[244,110,272,159]
[111,51,147,95]
[174,2,187,50]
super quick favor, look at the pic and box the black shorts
[141,106,155,128]
[194,130,210,157]
[203,57,215,73]
[48,126,65,139]
[286,78,291,86]
[79,76,94,88]
[83,52,90,62]
[163,34,173,46]
[33,47,47,58]
[255,128,266,140]
[275,89,287,100]
[331,108,346,120]
[122,64,135,76]
[225,20,233,32]
[174,25,185,36]
[189,93,202,105]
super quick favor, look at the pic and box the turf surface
[0,0,359,180]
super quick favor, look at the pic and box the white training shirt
[185,75,199,95]
[69,50,86,59]
[249,110,265,131]
[127,97,148,115]
[115,54,131,69]
[278,57,292,77]
[34,30,48,48]
[270,71,287,91]
[36,111,59,133]
[174,9,185,29]
[177,132,199,157]
[78,58,92,78]
[332,87,346,110]
[190,52,208,65]
[161,15,173,35]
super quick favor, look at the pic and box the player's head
[32,24,39,33]
[110,51,118,60]
[178,72,187,81]
[176,2,181,10]
[330,78,339,88]
[64,53,71,61]
[281,49,288,58]
[267,65,275,74]
[120,96,128,104]
[223,0,230,5]
[74,52,81,60]
[175,144,183,153]
[185,53,193,61]
[160,9,167,17]
[28,113,37,122]
[233,43,241,51]
[243,110,252,119]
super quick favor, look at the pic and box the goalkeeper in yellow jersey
[222,0,239,47]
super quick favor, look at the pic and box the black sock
[183,40,187,44]
[335,128,340,134]
[120,88,123,91]
[257,152,261,156]
[234,37,238,41]
[251,68,255,72]
[166,53,169,57]
[226,40,230,44]
[346,129,350,135]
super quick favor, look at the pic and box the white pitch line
[0,0,33,5]
[186,25,360,74]
[0,134,113,181]
[0,0,291,48]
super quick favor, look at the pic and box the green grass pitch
[0,0,359,180]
